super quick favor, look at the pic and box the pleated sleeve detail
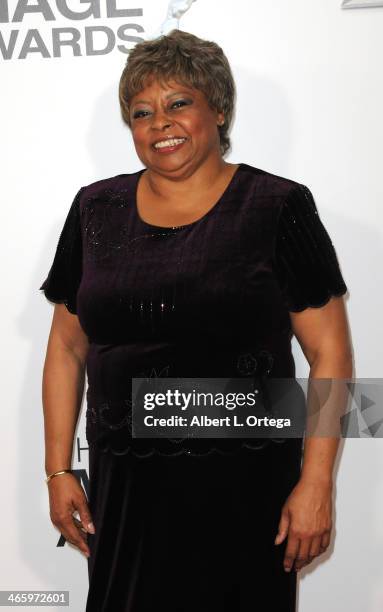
[273,183,348,312]
[39,187,85,314]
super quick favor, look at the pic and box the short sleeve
[273,183,348,312]
[39,187,85,314]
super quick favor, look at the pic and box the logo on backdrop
[0,0,198,61]
[0,0,145,60]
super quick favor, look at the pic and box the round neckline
[133,163,244,231]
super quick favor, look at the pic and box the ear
[217,111,225,126]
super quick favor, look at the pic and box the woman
[40,29,352,612]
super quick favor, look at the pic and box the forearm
[300,352,353,486]
[42,343,86,475]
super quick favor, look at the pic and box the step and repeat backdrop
[1,0,383,610]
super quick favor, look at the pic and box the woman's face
[129,77,225,175]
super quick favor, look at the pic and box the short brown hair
[119,29,236,157]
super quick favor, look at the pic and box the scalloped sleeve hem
[39,186,85,315]
[272,183,348,313]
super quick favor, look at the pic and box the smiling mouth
[152,137,188,152]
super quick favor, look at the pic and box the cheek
[131,127,147,149]
[183,115,216,140]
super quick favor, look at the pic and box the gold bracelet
[45,469,73,484]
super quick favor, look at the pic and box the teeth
[154,138,186,149]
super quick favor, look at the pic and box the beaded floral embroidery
[85,348,282,457]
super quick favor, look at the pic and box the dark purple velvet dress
[39,163,348,611]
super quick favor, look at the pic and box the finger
[74,501,96,534]
[68,525,88,546]
[294,538,312,571]
[73,516,89,535]
[62,518,90,554]
[284,534,300,572]
[275,509,290,545]
[57,515,91,557]
[319,530,331,553]
[63,530,90,556]
[308,535,322,559]
[296,557,313,571]
[297,533,329,570]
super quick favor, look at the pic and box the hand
[274,478,333,572]
[47,473,95,558]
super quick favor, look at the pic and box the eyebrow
[131,91,193,107]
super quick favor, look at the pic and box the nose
[150,108,173,131]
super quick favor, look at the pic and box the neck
[143,157,230,200]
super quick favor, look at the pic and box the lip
[151,136,189,154]
[151,136,188,147]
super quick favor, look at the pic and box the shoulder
[77,168,143,210]
[81,168,142,193]
[238,163,303,201]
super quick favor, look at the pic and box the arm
[42,303,94,558]
[292,294,353,485]
[43,303,89,474]
[275,295,353,572]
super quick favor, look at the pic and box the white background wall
[1,0,382,609]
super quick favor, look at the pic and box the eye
[170,99,191,109]
[132,110,150,119]
[132,99,191,120]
